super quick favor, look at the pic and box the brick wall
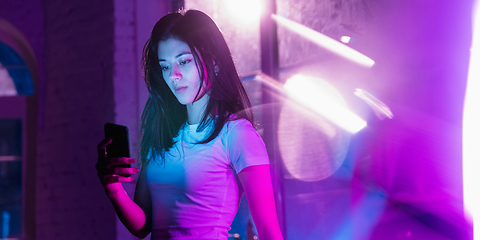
[38,1,117,239]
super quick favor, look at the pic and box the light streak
[284,75,367,133]
[272,14,375,68]
[463,0,480,238]
[354,89,393,120]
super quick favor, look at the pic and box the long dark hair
[140,10,253,165]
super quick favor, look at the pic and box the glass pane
[0,119,22,239]
[0,119,22,156]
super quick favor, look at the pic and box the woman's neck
[186,94,210,125]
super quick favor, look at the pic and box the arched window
[0,42,34,96]
[0,18,38,239]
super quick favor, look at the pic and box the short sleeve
[226,119,270,173]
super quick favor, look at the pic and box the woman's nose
[170,64,181,81]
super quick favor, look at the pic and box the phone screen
[104,123,130,158]
[104,123,131,176]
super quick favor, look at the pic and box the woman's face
[157,38,208,105]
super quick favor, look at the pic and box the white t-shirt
[145,118,269,240]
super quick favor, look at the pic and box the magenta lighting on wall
[463,0,480,239]
[0,42,34,96]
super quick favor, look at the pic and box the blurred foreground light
[463,0,480,238]
[277,75,351,181]
[223,0,262,27]
[340,36,351,43]
[272,14,374,68]
[255,73,353,181]
[284,75,367,133]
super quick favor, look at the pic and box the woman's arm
[108,167,152,238]
[97,139,151,238]
[238,164,284,240]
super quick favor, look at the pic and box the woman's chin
[174,96,191,105]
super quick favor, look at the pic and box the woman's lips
[175,86,187,94]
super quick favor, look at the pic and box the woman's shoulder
[224,115,254,132]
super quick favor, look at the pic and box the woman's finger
[107,157,136,167]
[97,158,136,177]
[111,167,139,176]
[102,174,134,184]
[97,138,113,159]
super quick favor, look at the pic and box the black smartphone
[104,123,131,177]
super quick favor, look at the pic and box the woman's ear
[214,64,219,76]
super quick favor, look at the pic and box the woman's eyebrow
[176,52,192,58]
[158,52,193,62]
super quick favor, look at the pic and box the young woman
[96,10,283,240]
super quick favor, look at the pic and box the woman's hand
[96,138,139,197]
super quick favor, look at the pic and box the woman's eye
[160,65,170,71]
[179,59,191,65]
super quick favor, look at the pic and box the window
[0,119,22,239]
